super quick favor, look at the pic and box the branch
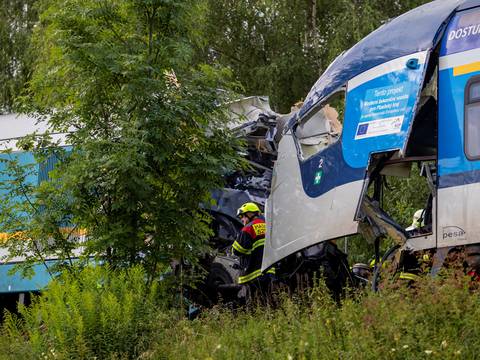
[6,152,38,213]
[99,3,132,52]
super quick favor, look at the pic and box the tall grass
[0,266,179,359]
[153,274,480,359]
[1,268,480,359]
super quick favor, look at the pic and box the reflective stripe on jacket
[399,272,420,281]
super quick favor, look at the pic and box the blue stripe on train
[0,260,56,293]
[299,141,365,198]
[439,170,480,189]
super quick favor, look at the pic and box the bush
[2,269,480,359]
[0,266,178,359]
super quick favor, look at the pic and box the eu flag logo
[357,123,369,136]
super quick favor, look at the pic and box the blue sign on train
[355,82,411,140]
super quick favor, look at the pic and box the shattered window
[294,91,345,160]
[465,77,480,160]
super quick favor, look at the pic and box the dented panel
[262,134,362,270]
[262,51,430,269]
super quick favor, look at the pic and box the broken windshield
[294,91,345,160]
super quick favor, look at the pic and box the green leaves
[2,0,434,288]
[0,0,38,113]
[1,266,173,359]
[202,0,430,112]
[5,0,241,284]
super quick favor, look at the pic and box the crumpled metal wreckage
[204,0,480,302]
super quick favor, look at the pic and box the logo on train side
[313,158,324,185]
[443,9,480,55]
[442,226,466,241]
[448,24,480,41]
[313,170,323,185]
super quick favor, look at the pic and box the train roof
[0,113,70,150]
[0,113,50,141]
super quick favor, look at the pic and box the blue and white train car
[0,114,70,298]
[263,0,480,270]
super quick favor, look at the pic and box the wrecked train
[207,0,480,297]
[2,0,480,304]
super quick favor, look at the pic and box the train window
[294,91,344,161]
[465,77,480,160]
[470,82,480,102]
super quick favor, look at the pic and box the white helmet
[405,209,425,231]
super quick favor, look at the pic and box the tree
[203,0,431,112]
[0,0,435,278]
[0,0,37,113]
[1,0,241,283]
[203,0,323,113]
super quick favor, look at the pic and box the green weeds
[1,269,480,359]
[0,266,180,359]
[154,275,480,359]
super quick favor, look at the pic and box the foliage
[2,271,480,359]
[149,274,480,359]
[0,0,438,291]
[203,0,431,112]
[0,0,439,307]
[335,162,431,266]
[0,142,76,276]
[1,0,431,114]
[0,0,242,281]
[383,163,432,228]
[0,265,179,359]
[202,0,323,113]
[0,0,37,113]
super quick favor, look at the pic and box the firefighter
[232,202,275,302]
[400,209,429,283]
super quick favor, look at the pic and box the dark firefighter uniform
[232,216,275,284]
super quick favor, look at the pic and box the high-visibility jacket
[232,216,275,284]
